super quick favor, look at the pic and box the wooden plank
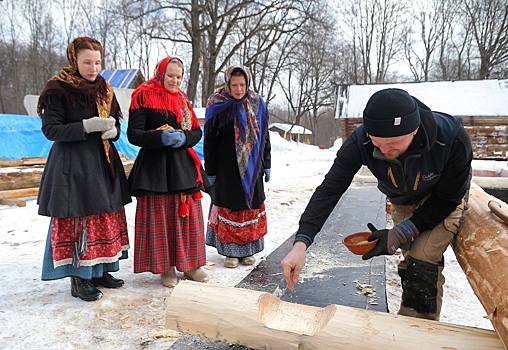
[165,281,504,350]
[20,157,47,165]
[0,198,26,207]
[453,182,508,349]
[0,159,23,167]
[0,187,39,200]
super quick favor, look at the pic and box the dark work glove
[362,223,408,260]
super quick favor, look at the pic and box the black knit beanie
[363,88,420,137]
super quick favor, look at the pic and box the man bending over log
[281,88,473,321]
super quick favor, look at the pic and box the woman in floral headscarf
[37,37,131,302]
[127,57,208,287]
[204,65,271,268]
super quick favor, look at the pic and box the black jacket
[38,95,132,218]
[127,107,205,197]
[204,118,271,211]
[296,102,472,247]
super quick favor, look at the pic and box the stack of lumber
[0,155,135,207]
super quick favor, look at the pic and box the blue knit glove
[207,175,216,185]
[264,169,271,182]
[171,131,186,148]
[161,129,186,148]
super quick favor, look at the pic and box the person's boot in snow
[224,257,239,268]
[241,256,255,265]
[91,272,124,288]
[71,276,103,301]
[184,267,209,282]
[161,266,178,287]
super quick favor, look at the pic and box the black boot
[91,272,124,289]
[71,276,103,301]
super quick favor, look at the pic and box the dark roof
[99,69,145,89]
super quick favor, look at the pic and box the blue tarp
[0,114,204,161]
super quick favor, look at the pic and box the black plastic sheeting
[170,182,388,349]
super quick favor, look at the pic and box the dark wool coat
[37,95,132,218]
[204,117,271,211]
[127,107,205,197]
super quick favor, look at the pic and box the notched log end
[257,293,336,336]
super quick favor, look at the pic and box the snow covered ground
[0,132,497,349]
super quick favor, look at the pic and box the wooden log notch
[165,281,504,350]
[453,182,508,349]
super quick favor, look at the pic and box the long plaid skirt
[134,193,205,274]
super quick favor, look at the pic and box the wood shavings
[147,305,157,311]
[120,315,130,320]
[205,261,215,266]
[99,317,109,321]
[356,282,376,297]
[121,324,131,329]
[271,272,282,276]
[148,330,181,339]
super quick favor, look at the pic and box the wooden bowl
[342,232,378,255]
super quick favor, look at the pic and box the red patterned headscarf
[129,56,203,187]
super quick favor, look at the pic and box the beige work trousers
[390,196,467,321]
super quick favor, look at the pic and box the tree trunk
[453,182,508,349]
[165,281,504,350]
[186,0,201,106]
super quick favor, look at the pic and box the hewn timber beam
[453,182,508,349]
[165,281,504,350]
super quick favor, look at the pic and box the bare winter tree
[215,0,316,106]
[462,0,508,79]
[339,0,408,84]
[402,0,450,82]
[0,0,23,114]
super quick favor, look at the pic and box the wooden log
[0,198,26,207]
[0,171,43,191]
[472,177,508,189]
[0,187,39,200]
[462,117,508,126]
[165,281,504,350]
[453,182,508,349]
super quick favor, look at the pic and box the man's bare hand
[281,241,307,290]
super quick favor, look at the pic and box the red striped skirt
[51,208,129,268]
[134,193,205,274]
